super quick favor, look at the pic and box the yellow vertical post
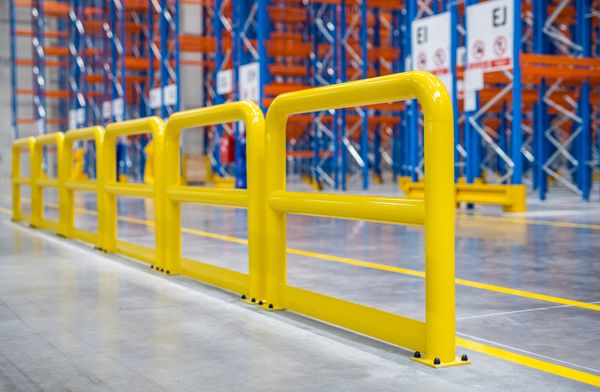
[11,137,35,222]
[153,119,167,270]
[264,106,288,309]
[164,124,181,274]
[419,75,456,366]
[241,102,266,300]
[30,138,43,228]
[102,127,118,253]
[62,135,75,238]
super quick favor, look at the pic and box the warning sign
[467,0,513,72]
[239,62,260,103]
[411,12,451,76]
[411,12,454,95]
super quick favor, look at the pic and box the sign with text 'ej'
[467,0,514,72]
[239,62,260,103]
[411,12,454,96]
[217,69,233,95]
[412,12,451,75]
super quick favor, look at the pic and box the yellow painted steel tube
[31,133,65,234]
[104,183,154,198]
[62,126,105,247]
[166,186,248,207]
[103,117,166,269]
[164,101,265,299]
[268,191,425,226]
[264,71,456,364]
[11,137,35,222]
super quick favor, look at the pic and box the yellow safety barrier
[102,117,166,269]
[63,126,106,247]
[31,133,66,234]
[9,71,465,368]
[399,177,527,213]
[263,71,468,368]
[164,102,265,299]
[11,137,35,223]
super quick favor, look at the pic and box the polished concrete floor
[1,186,599,391]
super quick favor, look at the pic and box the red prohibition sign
[493,36,508,56]
[417,52,427,69]
[434,48,446,67]
[472,40,485,59]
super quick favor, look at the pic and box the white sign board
[217,69,233,95]
[69,110,77,130]
[467,0,513,72]
[412,12,451,75]
[112,98,124,121]
[150,87,162,109]
[164,84,177,106]
[239,62,260,103]
[102,101,111,119]
[76,108,86,125]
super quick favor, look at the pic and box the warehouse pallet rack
[9,0,600,198]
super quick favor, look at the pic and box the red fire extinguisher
[219,134,235,164]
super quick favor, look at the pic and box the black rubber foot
[258,300,264,306]
[251,298,256,303]
[433,358,441,365]
[461,354,469,362]
[150,265,154,269]
[268,304,274,310]
[160,268,164,272]
[166,270,170,275]
[241,295,247,300]
[413,351,421,359]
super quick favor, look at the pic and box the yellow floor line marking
[5,204,600,312]
[457,337,600,387]
[4,206,600,386]
[458,213,600,231]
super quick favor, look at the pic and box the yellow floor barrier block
[399,177,527,213]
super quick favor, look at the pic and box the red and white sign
[412,12,450,76]
[467,0,513,72]
[411,12,453,95]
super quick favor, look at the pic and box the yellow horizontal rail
[166,186,248,207]
[33,178,58,187]
[104,182,154,198]
[400,177,527,213]
[64,180,97,192]
[12,177,30,185]
[268,191,425,225]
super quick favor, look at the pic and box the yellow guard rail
[63,126,106,248]
[31,133,66,234]
[263,71,467,368]
[102,117,166,269]
[10,71,466,368]
[164,102,266,299]
[11,137,35,224]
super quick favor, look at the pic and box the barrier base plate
[411,355,471,368]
